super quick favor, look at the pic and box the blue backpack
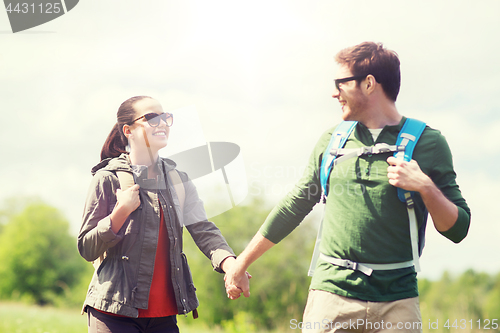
[308,118,427,277]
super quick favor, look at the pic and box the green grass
[0,302,87,333]
[0,302,283,333]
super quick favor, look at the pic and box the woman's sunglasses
[130,112,173,127]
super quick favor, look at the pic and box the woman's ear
[123,124,132,139]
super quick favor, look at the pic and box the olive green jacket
[78,154,235,317]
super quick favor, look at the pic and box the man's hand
[386,156,431,193]
[222,233,275,300]
[223,257,251,300]
[387,156,459,232]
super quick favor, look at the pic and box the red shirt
[97,203,178,318]
[138,204,178,317]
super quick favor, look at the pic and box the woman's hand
[110,184,140,233]
[223,257,252,299]
[116,184,141,216]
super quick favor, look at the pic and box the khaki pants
[301,290,422,333]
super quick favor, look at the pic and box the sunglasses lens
[143,113,160,127]
[164,113,173,127]
[143,113,173,127]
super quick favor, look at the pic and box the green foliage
[3,196,499,333]
[484,273,500,320]
[0,196,41,232]
[419,270,500,333]
[0,199,88,305]
[221,312,257,333]
[183,197,316,330]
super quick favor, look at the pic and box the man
[225,42,470,333]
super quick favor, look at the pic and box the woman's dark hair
[335,42,401,102]
[100,96,152,161]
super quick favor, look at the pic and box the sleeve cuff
[96,217,121,244]
[439,206,470,243]
[211,249,236,273]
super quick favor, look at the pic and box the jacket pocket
[124,219,140,234]
[124,207,143,235]
[180,252,197,294]
[177,252,199,314]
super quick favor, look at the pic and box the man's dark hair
[335,42,401,101]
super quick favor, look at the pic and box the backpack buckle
[373,143,391,154]
[330,148,339,156]
[361,146,372,155]
[404,192,415,209]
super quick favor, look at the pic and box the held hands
[115,184,141,216]
[386,156,431,193]
[222,257,252,300]
[225,271,252,300]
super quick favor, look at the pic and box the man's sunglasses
[334,75,368,91]
[130,112,173,127]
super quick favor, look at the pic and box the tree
[0,196,41,234]
[419,270,500,333]
[0,200,86,305]
[182,197,317,330]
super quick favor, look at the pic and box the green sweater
[259,117,470,302]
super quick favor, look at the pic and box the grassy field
[0,302,87,333]
[0,302,278,333]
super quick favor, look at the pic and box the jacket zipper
[160,188,188,316]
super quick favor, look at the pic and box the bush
[419,270,500,333]
[0,200,87,305]
[183,197,316,330]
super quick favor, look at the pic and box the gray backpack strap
[116,170,135,190]
[93,170,135,269]
[168,169,185,214]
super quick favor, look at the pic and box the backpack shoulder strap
[393,118,427,272]
[320,121,357,200]
[310,121,356,276]
[168,169,185,214]
[116,170,135,190]
[93,170,135,270]
[393,118,426,202]
[310,118,428,276]
[117,167,185,212]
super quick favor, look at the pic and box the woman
[78,96,242,333]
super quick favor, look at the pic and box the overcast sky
[1,0,499,281]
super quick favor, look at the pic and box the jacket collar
[91,153,178,190]
[91,154,132,176]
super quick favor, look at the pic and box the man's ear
[364,74,377,94]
